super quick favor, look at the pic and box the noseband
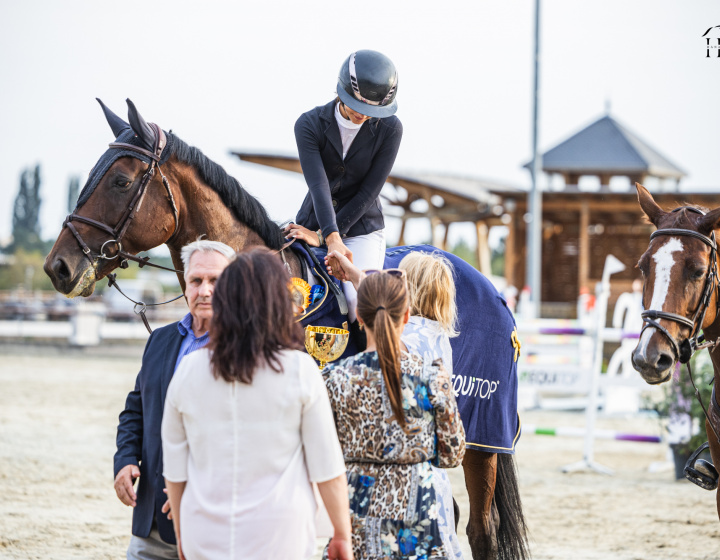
[62,124,179,272]
[640,207,719,364]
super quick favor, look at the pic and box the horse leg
[462,449,498,559]
[707,419,720,521]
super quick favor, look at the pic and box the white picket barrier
[516,255,660,474]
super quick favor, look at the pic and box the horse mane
[168,133,285,250]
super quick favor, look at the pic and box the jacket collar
[320,99,378,159]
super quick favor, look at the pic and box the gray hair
[181,239,236,278]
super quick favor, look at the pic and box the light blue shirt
[174,312,210,372]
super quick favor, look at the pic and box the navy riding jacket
[294,100,403,239]
[114,322,183,544]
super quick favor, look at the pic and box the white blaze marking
[649,238,683,311]
[636,238,683,357]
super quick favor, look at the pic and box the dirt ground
[0,345,719,560]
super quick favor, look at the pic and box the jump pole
[523,424,661,444]
[562,254,627,475]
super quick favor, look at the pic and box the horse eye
[114,177,132,189]
[692,268,706,280]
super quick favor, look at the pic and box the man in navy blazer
[113,240,235,560]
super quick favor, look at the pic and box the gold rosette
[289,277,312,314]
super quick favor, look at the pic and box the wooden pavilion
[499,114,693,312]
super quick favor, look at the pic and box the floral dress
[402,316,464,560]
[322,351,465,560]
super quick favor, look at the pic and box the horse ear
[96,98,130,138]
[698,207,720,236]
[636,183,666,226]
[126,98,156,149]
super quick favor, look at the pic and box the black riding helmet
[336,50,398,119]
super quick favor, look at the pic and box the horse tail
[495,452,530,560]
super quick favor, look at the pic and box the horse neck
[161,158,303,286]
[702,319,720,408]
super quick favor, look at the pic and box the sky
[1,0,719,251]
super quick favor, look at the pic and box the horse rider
[113,239,235,560]
[283,49,402,322]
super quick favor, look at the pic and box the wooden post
[431,216,441,248]
[579,200,590,294]
[476,221,491,275]
[442,223,451,251]
[504,213,516,287]
[397,217,407,246]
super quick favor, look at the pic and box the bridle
[62,124,184,332]
[640,207,719,364]
[639,206,720,445]
[63,123,179,272]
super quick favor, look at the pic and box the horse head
[632,183,720,384]
[44,99,179,297]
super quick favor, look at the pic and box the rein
[640,206,720,444]
[63,124,184,333]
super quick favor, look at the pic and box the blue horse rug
[385,245,521,454]
[292,241,521,454]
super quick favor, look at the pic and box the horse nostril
[53,258,71,282]
[655,352,675,373]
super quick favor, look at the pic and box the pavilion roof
[529,115,686,179]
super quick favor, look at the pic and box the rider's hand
[326,232,353,263]
[325,251,364,290]
[114,464,140,507]
[283,223,321,247]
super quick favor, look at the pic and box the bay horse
[632,183,720,520]
[44,99,528,559]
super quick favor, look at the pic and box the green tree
[9,165,43,252]
[0,249,54,291]
[491,235,506,277]
[67,175,80,213]
[448,238,478,269]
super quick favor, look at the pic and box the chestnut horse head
[632,183,720,384]
[44,99,286,297]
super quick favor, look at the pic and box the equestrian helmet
[336,50,398,119]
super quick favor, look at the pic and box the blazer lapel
[344,118,377,162]
[160,326,184,410]
[321,103,344,160]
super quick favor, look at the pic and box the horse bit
[639,206,720,488]
[62,124,184,333]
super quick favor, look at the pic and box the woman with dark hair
[322,270,465,560]
[161,249,352,560]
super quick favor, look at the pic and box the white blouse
[162,348,346,560]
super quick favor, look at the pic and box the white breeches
[343,229,386,322]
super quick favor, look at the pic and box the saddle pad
[385,245,521,454]
[291,242,358,360]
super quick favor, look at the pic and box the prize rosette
[289,277,312,315]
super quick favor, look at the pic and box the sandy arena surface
[1,345,719,559]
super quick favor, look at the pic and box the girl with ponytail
[321,268,465,560]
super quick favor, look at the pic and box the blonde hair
[399,252,458,337]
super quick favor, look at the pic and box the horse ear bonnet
[97,98,130,137]
[126,98,156,150]
[74,98,173,210]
